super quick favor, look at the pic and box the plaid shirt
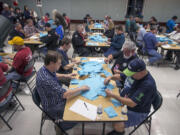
[24,25,39,37]
[36,66,66,119]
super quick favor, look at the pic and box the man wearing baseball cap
[105,59,157,135]
[3,36,32,90]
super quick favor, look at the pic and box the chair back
[32,87,41,107]
[24,57,35,72]
[0,80,11,98]
[152,90,163,111]
[32,87,68,135]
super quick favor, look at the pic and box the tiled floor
[1,32,180,135]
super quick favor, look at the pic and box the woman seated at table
[104,16,115,38]
[104,25,125,57]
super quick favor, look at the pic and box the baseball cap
[8,36,24,46]
[123,59,146,77]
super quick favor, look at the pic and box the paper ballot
[89,58,104,63]
[69,99,97,120]
[162,44,171,48]
[30,35,39,40]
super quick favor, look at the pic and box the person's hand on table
[67,73,77,79]
[104,76,112,85]
[80,85,90,91]
[104,54,113,63]
[107,41,111,45]
[164,41,168,44]
[74,60,81,65]
[105,89,114,97]
[2,58,12,66]
[113,69,121,74]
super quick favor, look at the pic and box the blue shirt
[137,27,147,44]
[143,32,158,51]
[57,49,69,74]
[111,33,125,49]
[36,66,66,119]
[56,25,64,40]
[120,72,157,113]
[166,19,176,33]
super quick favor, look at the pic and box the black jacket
[9,29,25,40]
[112,51,138,73]
[40,29,59,50]
[72,31,85,50]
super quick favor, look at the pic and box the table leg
[82,122,85,135]
[102,122,106,135]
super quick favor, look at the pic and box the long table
[63,57,127,135]
[156,34,180,67]
[24,33,45,53]
[86,33,109,47]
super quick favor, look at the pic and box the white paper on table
[30,35,39,39]
[89,58,104,62]
[69,99,97,120]
[162,44,171,48]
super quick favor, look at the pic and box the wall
[1,0,180,22]
[143,0,180,22]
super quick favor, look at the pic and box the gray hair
[76,24,83,31]
[3,3,9,8]
[122,40,136,51]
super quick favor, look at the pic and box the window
[126,0,144,18]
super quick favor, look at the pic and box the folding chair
[0,80,25,130]
[177,91,180,98]
[32,88,68,135]
[129,90,163,135]
[14,57,36,94]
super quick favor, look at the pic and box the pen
[84,102,89,111]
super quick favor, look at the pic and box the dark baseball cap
[123,59,146,77]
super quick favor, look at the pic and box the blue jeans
[125,110,148,128]
[6,71,22,89]
[104,47,118,57]
[147,49,162,64]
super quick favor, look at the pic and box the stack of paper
[69,99,97,120]
[162,44,171,48]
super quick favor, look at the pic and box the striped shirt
[36,66,66,119]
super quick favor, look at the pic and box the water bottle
[97,104,103,120]
[121,105,127,115]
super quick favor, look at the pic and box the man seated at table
[3,36,33,92]
[136,23,148,49]
[72,24,90,56]
[57,37,80,86]
[143,26,167,65]
[104,59,157,135]
[166,16,178,33]
[9,22,25,40]
[104,25,125,57]
[36,51,89,133]
[104,41,138,88]
[0,62,16,109]
[40,23,59,54]
[24,18,39,38]
[165,24,180,61]
[166,24,180,70]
